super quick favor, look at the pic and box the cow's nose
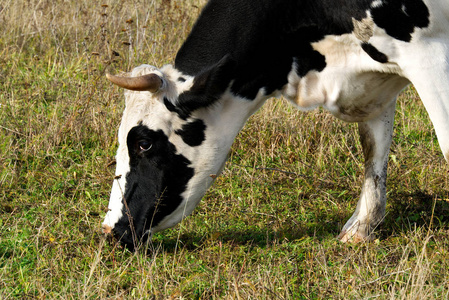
[102,224,113,234]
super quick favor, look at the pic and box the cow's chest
[283,34,410,122]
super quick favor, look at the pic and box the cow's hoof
[337,230,372,243]
[337,220,374,243]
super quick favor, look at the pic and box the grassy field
[1,0,449,298]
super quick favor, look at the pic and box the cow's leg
[338,100,396,242]
[401,56,449,163]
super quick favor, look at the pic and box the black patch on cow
[371,0,430,42]
[164,97,190,120]
[175,119,207,147]
[361,43,389,63]
[112,125,194,250]
[177,55,236,114]
[178,77,186,82]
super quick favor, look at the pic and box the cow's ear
[177,54,236,113]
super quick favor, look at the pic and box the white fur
[365,0,449,160]
[283,33,408,122]
[371,0,384,9]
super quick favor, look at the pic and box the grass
[1,0,449,298]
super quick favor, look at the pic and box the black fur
[371,0,430,42]
[361,43,389,63]
[175,119,207,147]
[113,126,194,250]
[177,55,236,114]
[164,97,189,120]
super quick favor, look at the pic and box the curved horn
[106,73,163,92]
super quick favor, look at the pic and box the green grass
[1,0,449,298]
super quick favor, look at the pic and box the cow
[102,0,449,250]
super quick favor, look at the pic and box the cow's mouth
[102,224,113,234]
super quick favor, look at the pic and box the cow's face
[102,57,262,250]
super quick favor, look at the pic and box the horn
[106,73,163,92]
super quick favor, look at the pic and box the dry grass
[1,0,449,298]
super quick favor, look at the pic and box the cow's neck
[152,89,268,233]
[186,88,269,173]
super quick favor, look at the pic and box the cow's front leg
[338,100,396,242]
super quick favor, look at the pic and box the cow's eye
[138,140,152,152]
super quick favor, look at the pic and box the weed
[1,0,448,298]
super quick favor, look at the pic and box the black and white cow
[103,0,449,250]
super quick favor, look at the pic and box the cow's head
[102,56,264,250]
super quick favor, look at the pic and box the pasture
[1,0,449,298]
